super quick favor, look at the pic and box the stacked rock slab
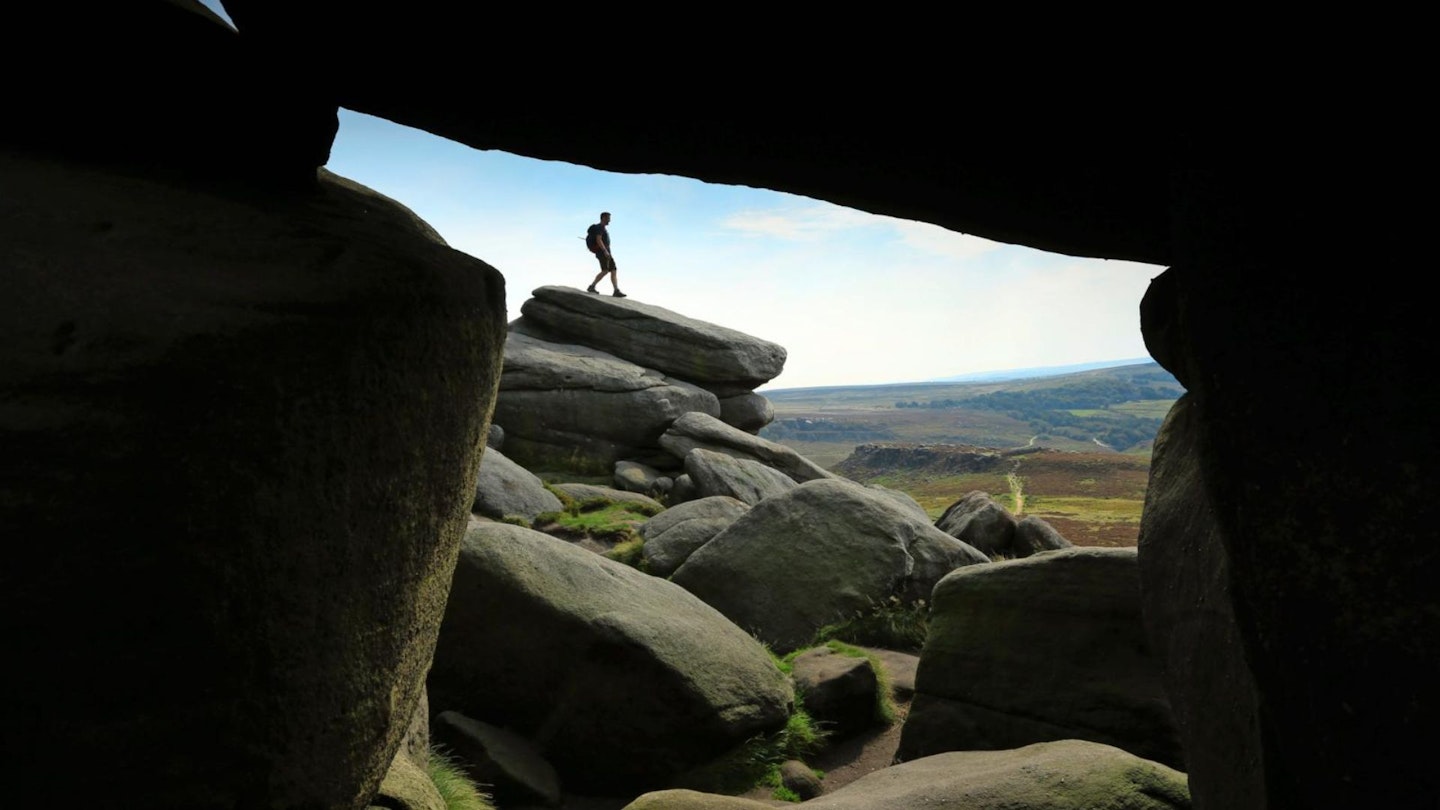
[498,286,788,475]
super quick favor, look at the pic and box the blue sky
[201,2,1163,391]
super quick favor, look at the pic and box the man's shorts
[594,252,617,273]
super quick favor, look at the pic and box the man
[585,211,626,298]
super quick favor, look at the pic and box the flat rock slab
[518,286,786,390]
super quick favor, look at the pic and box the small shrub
[496,515,530,528]
[426,747,495,810]
[811,595,929,652]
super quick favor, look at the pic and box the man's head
[600,212,611,224]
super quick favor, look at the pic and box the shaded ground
[540,649,918,810]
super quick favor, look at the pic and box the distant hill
[763,361,1181,407]
[760,360,1183,466]
[758,360,1180,548]
[926,357,1156,384]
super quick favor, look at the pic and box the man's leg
[607,256,625,297]
[588,255,608,293]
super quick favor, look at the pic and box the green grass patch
[771,785,802,803]
[1110,399,1176,419]
[536,498,658,537]
[603,535,647,569]
[531,495,663,565]
[1025,495,1144,523]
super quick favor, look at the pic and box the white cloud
[722,203,884,240]
[722,203,1003,263]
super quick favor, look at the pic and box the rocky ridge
[426,293,1182,810]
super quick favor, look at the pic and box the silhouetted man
[585,211,626,298]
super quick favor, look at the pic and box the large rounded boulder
[428,521,794,794]
[670,479,989,653]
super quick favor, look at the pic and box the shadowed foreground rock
[899,548,1182,769]
[428,521,793,794]
[1138,394,1264,810]
[1,151,506,806]
[12,5,1431,807]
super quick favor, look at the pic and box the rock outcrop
[496,289,788,477]
[493,331,720,475]
[934,491,1020,555]
[639,495,752,577]
[661,411,834,484]
[935,490,1072,558]
[681,447,801,505]
[515,285,786,394]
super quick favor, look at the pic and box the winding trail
[1007,462,1026,516]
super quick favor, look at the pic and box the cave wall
[2,2,1430,808]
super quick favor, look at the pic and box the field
[837,449,1150,548]
[759,364,1178,549]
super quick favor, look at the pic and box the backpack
[584,229,599,253]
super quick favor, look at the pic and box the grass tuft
[670,707,828,797]
[603,535,647,570]
[426,747,495,810]
[811,595,929,653]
